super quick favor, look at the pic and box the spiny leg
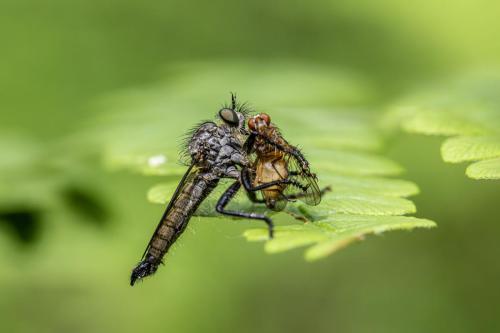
[252,132,310,170]
[284,186,332,201]
[241,167,328,203]
[239,167,265,203]
[216,181,274,238]
[240,167,311,207]
[241,167,305,192]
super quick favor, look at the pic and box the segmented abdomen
[146,175,217,264]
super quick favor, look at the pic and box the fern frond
[388,73,500,180]
[84,61,436,260]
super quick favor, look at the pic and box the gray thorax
[188,122,248,180]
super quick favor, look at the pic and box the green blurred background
[1,1,500,332]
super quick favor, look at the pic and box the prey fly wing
[284,153,322,206]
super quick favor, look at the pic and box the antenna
[231,92,237,110]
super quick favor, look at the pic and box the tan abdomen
[254,157,288,201]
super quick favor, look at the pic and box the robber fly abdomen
[130,121,235,285]
[139,173,218,275]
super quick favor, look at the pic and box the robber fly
[130,95,274,286]
[241,113,324,212]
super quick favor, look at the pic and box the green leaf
[466,157,500,179]
[147,183,177,205]
[244,216,436,261]
[441,136,500,163]
[310,150,404,176]
[299,192,416,218]
[320,174,419,197]
[389,73,500,180]
[400,109,488,136]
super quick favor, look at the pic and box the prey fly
[241,113,326,212]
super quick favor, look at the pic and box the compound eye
[259,113,271,125]
[248,117,256,130]
[219,108,239,125]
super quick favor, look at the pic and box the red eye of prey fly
[259,113,271,125]
[248,117,256,130]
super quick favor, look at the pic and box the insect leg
[284,186,332,201]
[238,167,266,203]
[241,167,297,192]
[243,132,257,154]
[254,133,310,170]
[216,181,274,238]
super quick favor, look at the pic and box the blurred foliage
[0,133,109,245]
[387,73,500,179]
[1,0,500,332]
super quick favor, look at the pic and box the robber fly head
[248,113,271,133]
[218,93,247,131]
